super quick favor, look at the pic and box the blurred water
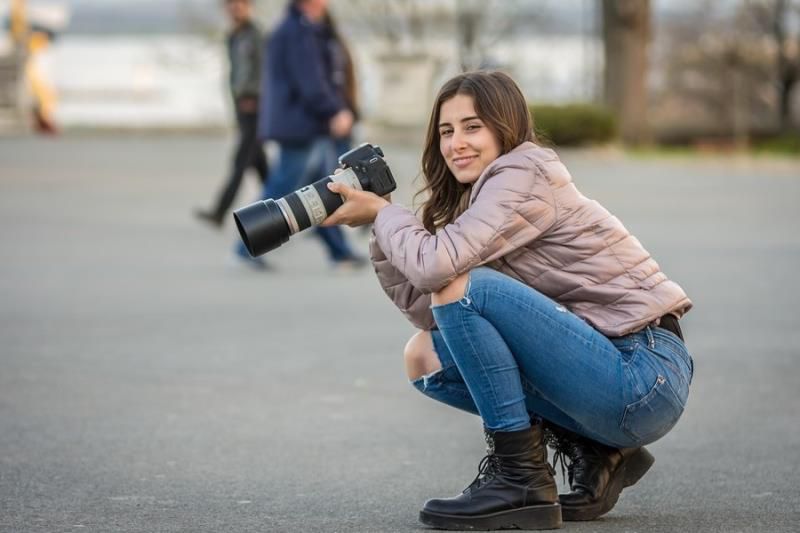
[45,33,602,128]
[50,35,230,128]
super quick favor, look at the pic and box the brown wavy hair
[417,71,534,233]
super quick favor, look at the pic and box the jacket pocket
[621,374,685,445]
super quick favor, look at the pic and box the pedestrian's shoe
[330,254,368,273]
[193,208,224,229]
[545,426,654,521]
[227,248,273,272]
[419,425,562,530]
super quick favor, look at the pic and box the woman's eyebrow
[438,116,481,128]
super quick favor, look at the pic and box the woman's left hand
[321,181,390,227]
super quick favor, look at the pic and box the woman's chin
[455,173,479,185]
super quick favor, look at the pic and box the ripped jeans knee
[410,329,479,416]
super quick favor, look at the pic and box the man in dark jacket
[195,0,268,228]
[259,0,353,143]
[232,0,362,268]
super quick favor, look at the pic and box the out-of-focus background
[1,0,799,146]
[1,2,799,533]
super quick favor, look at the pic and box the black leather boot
[545,426,655,521]
[419,425,562,530]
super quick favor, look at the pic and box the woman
[323,71,693,530]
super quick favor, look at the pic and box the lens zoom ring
[285,192,312,232]
[313,178,344,216]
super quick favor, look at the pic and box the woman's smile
[452,154,479,168]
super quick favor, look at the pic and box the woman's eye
[440,129,453,137]
[466,123,481,131]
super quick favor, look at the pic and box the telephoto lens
[233,143,396,257]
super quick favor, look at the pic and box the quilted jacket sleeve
[373,156,557,293]
[369,229,435,330]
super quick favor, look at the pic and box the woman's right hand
[321,181,390,227]
[332,168,391,203]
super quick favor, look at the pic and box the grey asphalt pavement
[1,134,799,533]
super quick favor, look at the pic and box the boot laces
[464,453,502,493]
[544,427,576,485]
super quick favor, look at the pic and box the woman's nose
[451,130,467,151]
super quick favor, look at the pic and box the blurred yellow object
[5,0,62,133]
[11,0,28,47]
[25,31,58,133]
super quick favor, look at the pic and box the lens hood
[233,200,290,257]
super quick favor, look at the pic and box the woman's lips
[452,155,478,168]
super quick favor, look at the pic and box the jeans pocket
[621,374,685,445]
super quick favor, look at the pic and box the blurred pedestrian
[231,0,363,269]
[195,0,268,229]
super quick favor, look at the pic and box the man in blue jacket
[233,0,362,269]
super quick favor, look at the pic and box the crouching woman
[322,70,693,530]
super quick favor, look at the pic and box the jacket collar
[468,142,539,204]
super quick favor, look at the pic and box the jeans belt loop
[645,326,655,349]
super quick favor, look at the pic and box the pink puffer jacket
[369,142,692,337]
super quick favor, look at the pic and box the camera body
[338,143,395,197]
[233,143,396,257]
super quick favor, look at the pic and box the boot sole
[419,502,562,530]
[561,447,655,521]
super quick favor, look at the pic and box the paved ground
[1,134,799,533]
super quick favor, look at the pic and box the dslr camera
[233,143,395,257]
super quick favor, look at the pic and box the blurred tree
[338,0,443,54]
[651,0,797,145]
[748,0,800,132]
[602,0,651,145]
[454,0,528,71]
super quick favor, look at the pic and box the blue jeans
[235,138,357,261]
[416,267,693,448]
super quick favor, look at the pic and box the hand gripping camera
[233,143,396,257]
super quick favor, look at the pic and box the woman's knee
[403,331,441,380]
[432,272,470,306]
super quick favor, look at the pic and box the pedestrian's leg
[260,143,313,199]
[244,112,269,185]
[213,111,255,218]
[253,145,269,185]
[315,226,360,262]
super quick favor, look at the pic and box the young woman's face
[438,94,501,185]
